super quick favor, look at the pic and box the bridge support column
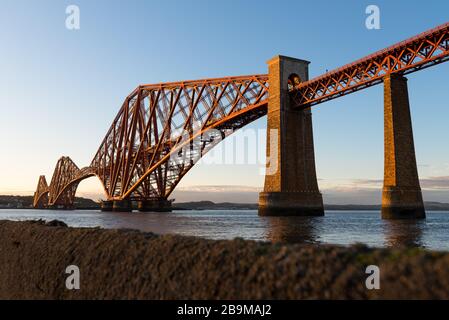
[112,200,133,212]
[49,204,74,210]
[258,55,324,216]
[101,200,114,212]
[137,199,172,212]
[382,74,425,219]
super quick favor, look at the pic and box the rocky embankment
[0,220,448,299]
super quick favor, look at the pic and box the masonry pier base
[137,199,172,212]
[49,204,74,210]
[382,187,425,219]
[112,200,133,212]
[259,192,324,216]
[258,55,324,217]
[381,74,425,220]
[101,201,114,212]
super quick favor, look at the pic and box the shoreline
[3,201,449,211]
[3,207,449,211]
[3,195,449,211]
[1,219,449,299]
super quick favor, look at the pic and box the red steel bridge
[34,22,449,216]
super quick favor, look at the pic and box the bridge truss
[35,75,269,207]
[34,22,449,208]
[291,22,449,106]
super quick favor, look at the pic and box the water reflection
[1,210,449,250]
[382,219,425,248]
[262,216,321,244]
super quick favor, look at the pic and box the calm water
[1,209,449,251]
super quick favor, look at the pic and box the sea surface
[1,209,449,251]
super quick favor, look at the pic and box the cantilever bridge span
[34,22,449,218]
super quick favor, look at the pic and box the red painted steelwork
[291,22,449,106]
[33,22,449,208]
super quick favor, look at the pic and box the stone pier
[49,204,74,210]
[101,200,113,212]
[258,55,324,216]
[137,199,172,212]
[382,74,425,219]
[112,200,133,212]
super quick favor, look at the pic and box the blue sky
[0,0,448,203]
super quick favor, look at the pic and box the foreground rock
[0,220,448,299]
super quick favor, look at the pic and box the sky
[0,0,448,204]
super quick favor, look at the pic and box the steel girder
[33,22,449,208]
[90,75,270,201]
[46,157,96,208]
[33,175,49,208]
[291,22,449,107]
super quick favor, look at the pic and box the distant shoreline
[138,200,449,211]
[2,195,449,211]
[173,201,449,211]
